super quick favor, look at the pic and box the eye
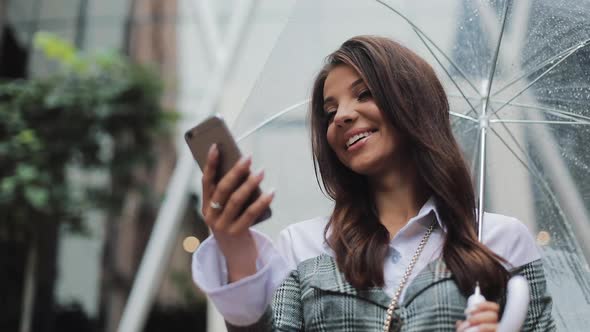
[357,89,372,101]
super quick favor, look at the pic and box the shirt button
[390,248,401,263]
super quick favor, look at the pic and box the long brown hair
[310,36,509,299]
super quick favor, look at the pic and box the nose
[333,103,358,127]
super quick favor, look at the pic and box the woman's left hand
[456,301,500,332]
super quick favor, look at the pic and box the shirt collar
[415,196,445,231]
[322,196,447,253]
[391,196,446,241]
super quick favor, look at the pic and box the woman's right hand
[201,143,275,283]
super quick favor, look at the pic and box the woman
[192,36,555,331]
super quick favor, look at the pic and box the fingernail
[239,155,252,166]
[256,169,265,178]
[208,143,218,156]
[268,188,276,198]
[457,320,471,331]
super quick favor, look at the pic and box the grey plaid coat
[227,255,555,332]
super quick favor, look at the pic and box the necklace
[383,222,435,332]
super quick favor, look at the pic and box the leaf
[16,164,38,182]
[16,129,38,146]
[0,35,172,238]
[24,186,49,209]
[1,177,16,194]
[33,32,84,73]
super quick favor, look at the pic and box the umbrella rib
[485,104,537,194]
[489,45,582,117]
[413,28,479,117]
[449,95,590,125]
[492,39,590,97]
[488,126,563,199]
[489,110,531,169]
[489,126,532,175]
[488,127,577,243]
[375,0,480,95]
[450,111,478,122]
[448,94,479,101]
[482,0,511,117]
[490,119,590,125]
[488,126,548,185]
[496,101,590,122]
[236,99,310,142]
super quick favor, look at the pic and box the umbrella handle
[497,275,531,332]
[463,276,530,332]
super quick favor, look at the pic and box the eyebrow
[323,78,366,110]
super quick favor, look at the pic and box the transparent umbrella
[230,0,590,329]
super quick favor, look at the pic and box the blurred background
[0,0,294,331]
[1,0,589,332]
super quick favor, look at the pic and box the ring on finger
[209,201,223,210]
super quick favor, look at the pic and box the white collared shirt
[191,198,541,326]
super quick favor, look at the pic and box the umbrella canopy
[231,0,590,329]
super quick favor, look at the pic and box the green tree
[0,32,176,332]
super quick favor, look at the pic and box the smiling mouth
[345,130,377,149]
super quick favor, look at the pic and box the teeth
[346,131,372,148]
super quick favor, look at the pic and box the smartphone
[185,115,271,224]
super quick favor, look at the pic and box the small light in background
[183,236,200,253]
[536,231,551,246]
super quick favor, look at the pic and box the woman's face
[324,65,401,177]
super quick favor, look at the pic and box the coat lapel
[306,255,392,308]
[401,258,454,306]
[306,255,454,309]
